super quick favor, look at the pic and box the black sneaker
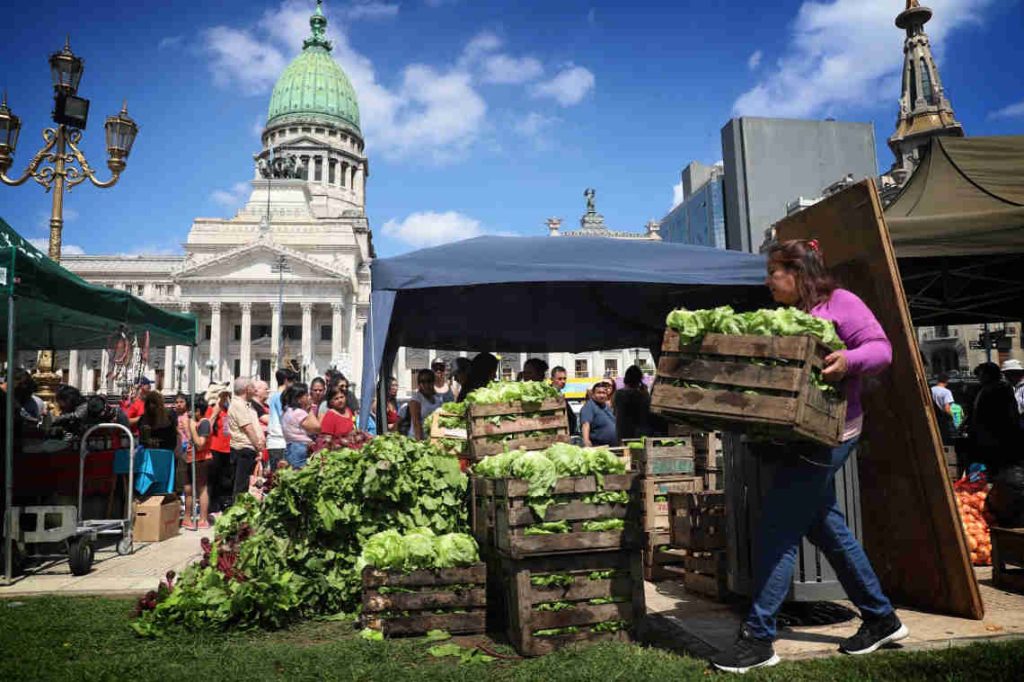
[712,627,780,673]
[839,611,909,655]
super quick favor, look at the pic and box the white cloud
[481,54,543,85]
[747,50,763,70]
[202,25,288,95]
[382,211,484,248]
[158,35,184,50]
[531,64,595,106]
[344,2,400,21]
[989,100,1024,120]
[733,0,994,118]
[29,238,84,255]
[514,111,560,139]
[210,181,251,209]
[671,182,684,209]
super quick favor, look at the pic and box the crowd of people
[930,359,1024,476]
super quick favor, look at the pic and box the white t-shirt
[930,385,954,412]
[407,391,444,438]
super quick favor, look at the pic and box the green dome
[266,2,360,132]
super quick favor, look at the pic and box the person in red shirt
[204,386,232,512]
[317,384,355,451]
[124,377,153,433]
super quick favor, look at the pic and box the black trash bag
[987,464,1024,528]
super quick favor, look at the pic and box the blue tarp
[360,236,770,426]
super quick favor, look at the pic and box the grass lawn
[2,596,1023,681]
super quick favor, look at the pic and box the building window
[301,127,311,134]
[315,127,325,135]
[204,325,211,341]
[604,359,619,377]
[340,162,347,187]
[574,359,588,377]
[314,156,323,182]
[919,58,934,105]
[320,325,333,341]
[501,366,514,381]
[233,359,241,378]
[328,159,337,185]
[282,324,301,340]
[252,325,271,340]
[233,325,241,341]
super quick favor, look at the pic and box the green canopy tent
[1,217,197,582]
[886,135,1024,324]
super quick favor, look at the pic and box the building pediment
[174,239,353,288]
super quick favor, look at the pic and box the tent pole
[190,346,198,525]
[4,274,16,584]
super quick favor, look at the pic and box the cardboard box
[133,494,180,542]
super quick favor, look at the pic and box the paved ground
[642,567,1024,660]
[0,528,211,597]
[3,533,1023,662]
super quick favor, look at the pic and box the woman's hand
[822,351,848,383]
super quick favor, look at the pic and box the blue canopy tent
[359,236,770,427]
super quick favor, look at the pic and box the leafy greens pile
[464,381,560,405]
[473,443,627,519]
[357,528,479,572]
[132,435,468,636]
[666,305,844,351]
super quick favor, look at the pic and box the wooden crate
[502,550,646,656]
[679,547,728,599]
[643,531,686,581]
[482,474,640,559]
[641,475,705,533]
[623,437,696,476]
[429,409,468,456]
[684,570,729,600]
[471,476,496,554]
[992,527,1024,594]
[669,492,727,550]
[361,564,487,637]
[700,468,723,491]
[650,330,847,446]
[466,397,569,460]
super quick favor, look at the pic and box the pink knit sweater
[811,289,892,424]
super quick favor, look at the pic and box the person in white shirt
[1002,359,1024,427]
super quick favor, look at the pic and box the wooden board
[774,179,983,620]
[466,397,569,459]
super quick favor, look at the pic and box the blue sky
[0,0,1022,258]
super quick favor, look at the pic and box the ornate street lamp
[175,358,186,391]
[205,358,217,383]
[0,36,139,262]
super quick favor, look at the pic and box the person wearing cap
[1003,359,1024,426]
[125,377,153,432]
[432,360,455,403]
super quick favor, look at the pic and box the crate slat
[362,564,485,588]
[470,433,570,458]
[662,330,819,361]
[364,611,487,636]
[657,355,805,392]
[468,398,566,417]
[363,588,486,613]
[361,564,487,637]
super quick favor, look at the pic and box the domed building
[61,1,373,393]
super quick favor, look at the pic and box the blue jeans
[285,442,309,469]
[745,437,893,640]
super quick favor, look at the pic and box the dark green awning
[0,217,196,350]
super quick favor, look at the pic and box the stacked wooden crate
[668,492,728,600]
[361,564,487,636]
[693,431,724,491]
[471,471,646,656]
[466,397,569,463]
[626,437,705,581]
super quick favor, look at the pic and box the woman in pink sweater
[714,239,908,674]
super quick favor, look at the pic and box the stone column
[178,302,192,393]
[68,350,80,389]
[209,302,222,381]
[320,154,328,188]
[301,302,313,381]
[271,302,282,384]
[591,351,602,378]
[164,346,175,392]
[354,164,365,207]
[240,302,252,380]
[99,349,110,394]
[331,302,343,367]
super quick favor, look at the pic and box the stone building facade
[60,2,373,394]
